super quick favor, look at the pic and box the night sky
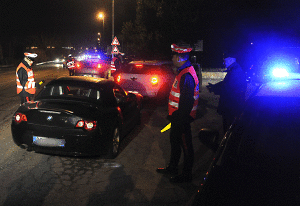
[1,0,300,67]
[1,0,136,46]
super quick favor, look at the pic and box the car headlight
[272,68,289,78]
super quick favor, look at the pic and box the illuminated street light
[97,12,105,31]
[97,12,105,49]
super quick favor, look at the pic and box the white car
[114,60,175,102]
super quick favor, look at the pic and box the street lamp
[97,12,105,48]
[98,12,104,28]
[112,0,114,58]
[112,0,114,41]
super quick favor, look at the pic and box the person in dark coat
[207,52,247,132]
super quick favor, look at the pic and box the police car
[74,52,110,78]
[190,66,300,205]
[114,60,176,103]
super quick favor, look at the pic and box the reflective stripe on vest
[67,60,75,69]
[110,60,116,72]
[168,66,199,119]
[16,63,36,95]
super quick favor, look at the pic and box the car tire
[106,127,120,159]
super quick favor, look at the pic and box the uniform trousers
[169,121,194,174]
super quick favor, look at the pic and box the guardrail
[202,71,226,79]
[201,68,227,79]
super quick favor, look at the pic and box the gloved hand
[168,110,191,125]
[167,112,185,131]
[36,80,45,89]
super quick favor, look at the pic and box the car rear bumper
[119,80,159,97]
[11,123,110,156]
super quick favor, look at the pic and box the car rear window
[80,60,106,67]
[37,84,101,101]
[122,63,174,74]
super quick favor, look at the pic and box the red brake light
[76,63,81,68]
[97,63,102,69]
[116,74,121,83]
[76,120,84,128]
[14,113,27,123]
[75,120,97,131]
[84,121,97,131]
[135,64,143,68]
[151,76,158,85]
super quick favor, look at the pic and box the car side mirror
[198,128,220,152]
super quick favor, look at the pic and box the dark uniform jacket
[211,62,247,117]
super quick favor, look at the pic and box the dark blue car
[190,71,300,205]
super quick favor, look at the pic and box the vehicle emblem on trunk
[131,77,137,81]
[47,116,53,121]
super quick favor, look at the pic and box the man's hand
[36,80,45,89]
[39,80,45,85]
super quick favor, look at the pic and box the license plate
[33,136,65,147]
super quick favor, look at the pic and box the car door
[113,84,138,135]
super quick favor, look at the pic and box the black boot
[156,166,178,175]
[169,173,192,183]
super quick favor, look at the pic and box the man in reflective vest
[110,53,122,74]
[156,43,200,183]
[66,54,75,76]
[16,52,37,104]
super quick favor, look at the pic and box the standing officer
[66,54,75,76]
[157,42,200,183]
[207,51,247,132]
[16,52,37,104]
[110,53,122,74]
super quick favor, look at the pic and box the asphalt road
[0,63,223,206]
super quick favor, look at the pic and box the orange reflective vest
[16,63,36,95]
[67,58,75,69]
[110,57,118,73]
[168,66,199,119]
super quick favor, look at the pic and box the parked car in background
[113,60,175,103]
[74,52,111,78]
[11,76,143,158]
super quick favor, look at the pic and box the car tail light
[75,120,97,131]
[116,74,121,83]
[76,62,81,69]
[151,76,158,85]
[97,63,102,69]
[135,64,143,68]
[14,113,27,124]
